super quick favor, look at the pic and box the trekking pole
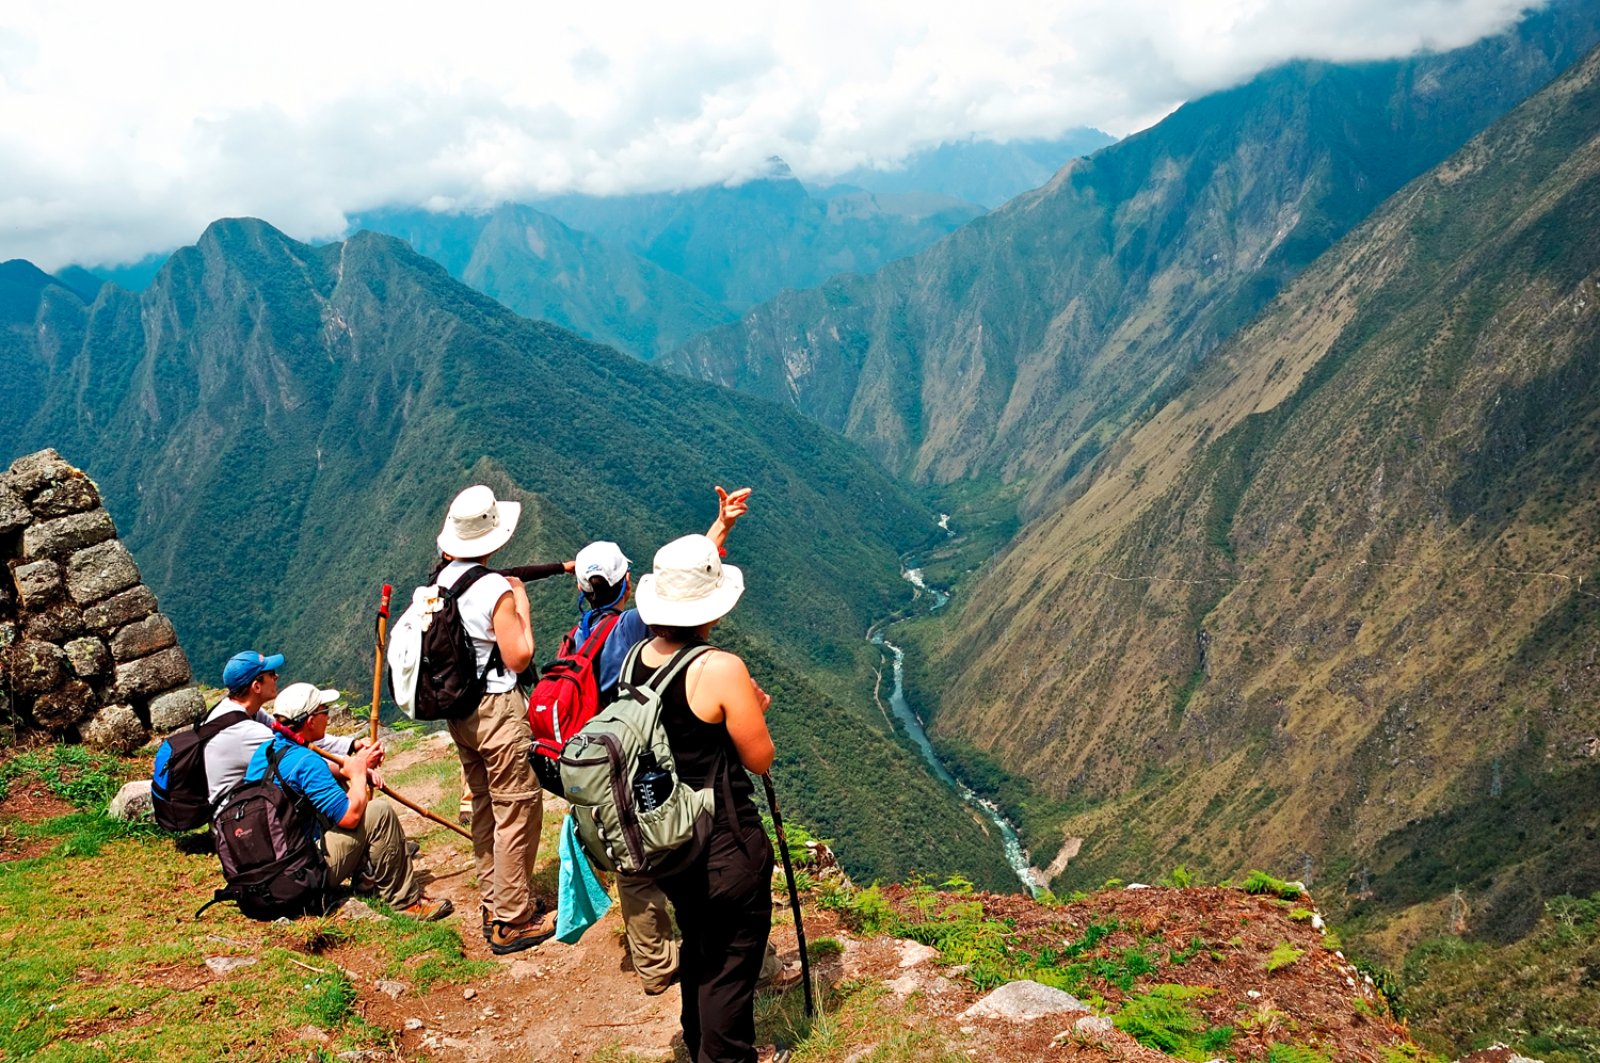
[760,772,814,1018]
[369,584,393,747]
[309,744,473,841]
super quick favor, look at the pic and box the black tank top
[629,644,755,809]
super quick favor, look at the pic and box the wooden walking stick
[369,584,392,747]
[761,772,815,1018]
[309,743,473,841]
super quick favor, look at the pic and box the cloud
[0,0,1545,269]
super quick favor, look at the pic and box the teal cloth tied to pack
[556,814,612,944]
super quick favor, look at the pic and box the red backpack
[527,613,622,794]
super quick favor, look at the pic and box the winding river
[869,557,1039,896]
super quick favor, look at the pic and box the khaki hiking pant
[323,795,420,908]
[450,689,543,926]
[619,874,678,992]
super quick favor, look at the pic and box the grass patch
[0,745,128,808]
[1266,943,1306,972]
[1241,870,1305,900]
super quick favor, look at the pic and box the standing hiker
[632,533,776,1063]
[243,682,452,920]
[434,484,556,953]
[203,649,371,803]
[557,486,751,994]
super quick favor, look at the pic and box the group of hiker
[159,482,781,1063]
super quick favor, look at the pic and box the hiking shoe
[399,896,454,922]
[489,911,557,954]
[480,898,549,943]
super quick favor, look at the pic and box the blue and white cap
[574,541,630,591]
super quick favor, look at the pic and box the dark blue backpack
[151,710,248,831]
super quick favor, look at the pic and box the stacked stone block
[0,449,203,752]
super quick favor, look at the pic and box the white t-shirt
[437,561,518,694]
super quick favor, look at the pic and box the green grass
[1266,942,1306,972]
[0,763,485,1061]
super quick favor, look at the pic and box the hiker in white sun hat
[541,487,752,999]
[631,530,774,1062]
[433,484,557,953]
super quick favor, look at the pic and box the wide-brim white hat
[437,484,521,557]
[635,533,744,628]
[273,682,340,723]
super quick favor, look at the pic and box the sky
[0,0,1546,270]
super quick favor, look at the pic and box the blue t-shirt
[244,735,350,838]
[580,607,651,698]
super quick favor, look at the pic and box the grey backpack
[558,642,716,876]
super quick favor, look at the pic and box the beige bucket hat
[635,533,744,628]
[437,485,521,557]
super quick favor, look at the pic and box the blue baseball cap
[222,650,285,692]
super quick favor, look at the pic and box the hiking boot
[489,911,557,954]
[481,897,548,943]
[399,896,454,922]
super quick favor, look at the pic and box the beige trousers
[618,874,679,992]
[450,689,543,925]
[323,795,420,908]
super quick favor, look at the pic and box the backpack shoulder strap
[195,709,250,742]
[443,564,494,601]
[575,612,623,661]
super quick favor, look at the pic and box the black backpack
[200,743,331,920]
[150,709,249,831]
[388,565,503,721]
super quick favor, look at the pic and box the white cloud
[0,0,1545,269]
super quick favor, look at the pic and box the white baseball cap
[273,682,341,724]
[575,541,631,590]
[634,534,744,627]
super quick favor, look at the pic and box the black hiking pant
[661,811,774,1063]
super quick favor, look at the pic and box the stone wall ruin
[0,449,203,752]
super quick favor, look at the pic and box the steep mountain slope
[927,38,1600,940]
[351,204,734,359]
[666,0,1600,490]
[536,159,985,309]
[0,221,1013,887]
[825,129,1118,208]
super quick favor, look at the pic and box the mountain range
[666,0,1600,499]
[0,222,1013,888]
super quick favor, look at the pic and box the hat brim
[436,500,522,558]
[274,685,341,722]
[634,564,744,628]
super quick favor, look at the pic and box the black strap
[195,709,249,740]
[720,749,761,862]
[443,563,507,681]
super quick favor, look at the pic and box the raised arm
[706,486,753,550]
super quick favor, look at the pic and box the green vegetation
[1242,870,1305,900]
[1265,943,1305,972]
[1113,986,1232,1060]
[0,752,483,1061]
[1265,1046,1333,1063]
[1401,893,1600,1063]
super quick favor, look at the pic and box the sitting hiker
[564,486,751,995]
[243,681,452,920]
[203,649,371,804]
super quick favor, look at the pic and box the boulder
[0,486,30,535]
[22,509,115,560]
[64,636,111,678]
[4,639,68,695]
[110,614,177,662]
[114,648,192,701]
[13,559,63,608]
[1072,1015,1115,1037]
[960,980,1087,1022]
[5,449,75,496]
[24,603,85,643]
[65,540,140,604]
[108,780,153,821]
[148,685,206,732]
[32,679,97,729]
[204,956,258,975]
[31,477,101,518]
[82,703,147,753]
[83,585,158,633]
